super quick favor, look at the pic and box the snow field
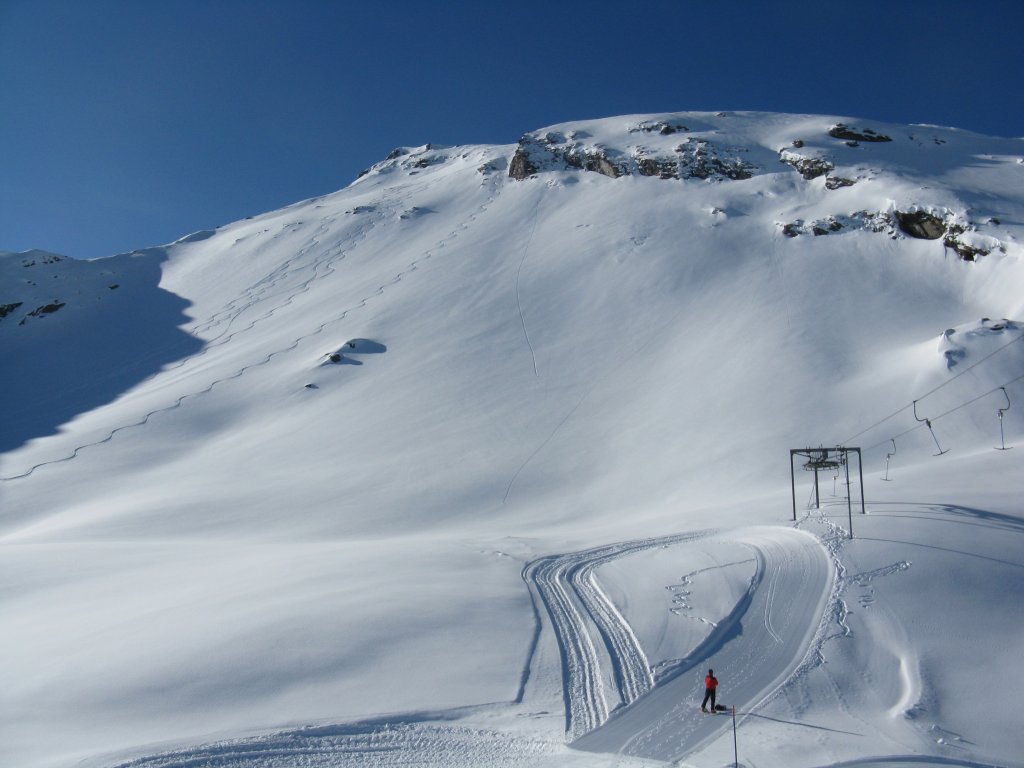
[2,112,1023,768]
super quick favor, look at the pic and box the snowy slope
[2,111,1023,768]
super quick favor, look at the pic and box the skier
[701,668,718,713]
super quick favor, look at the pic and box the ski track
[514,194,543,379]
[101,721,563,768]
[522,532,708,740]
[556,528,832,763]
[93,527,835,768]
[522,555,610,739]
[0,178,503,482]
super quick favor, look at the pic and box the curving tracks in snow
[1,175,505,483]
[522,532,706,739]
[94,526,831,768]
[523,527,833,762]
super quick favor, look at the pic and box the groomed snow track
[98,526,831,768]
[522,527,833,762]
[521,532,706,739]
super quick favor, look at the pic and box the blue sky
[2,0,1022,259]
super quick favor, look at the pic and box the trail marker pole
[732,705,739,767]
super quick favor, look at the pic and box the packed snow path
[524,527,832,762]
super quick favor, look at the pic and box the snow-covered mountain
[2,111,1023,768]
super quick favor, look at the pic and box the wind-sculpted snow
[523,528,832,759]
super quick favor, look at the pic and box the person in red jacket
[701,668,718,712]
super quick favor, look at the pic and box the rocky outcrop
[828,123,892,143]
[780,211,898,239]
[18,301,66,325]
[511,132,627,180]
[893,210,994,259]
[0,301,23,320]
[356,144,454,181]
[943,224,991,261]
[779,150,833,180]
[779,123,893,186]
[782,207,1003,262]
[508,130,756,183]
[779,149,859,189]
[508,147,540,180]
[825,176,856,190]
[629,119,689,135]
[895,210,946,239]
[674,140,755,180]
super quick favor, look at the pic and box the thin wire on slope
[841,332,1024,445]
[862,373,1024,451]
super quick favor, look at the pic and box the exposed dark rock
[508,148,539,180]
[562,148,585,169]
[20,253,64,268]
[713,158,754,180]
[828,123,892,143]
[943,224,990,261]
[511,131,753,182]
[28,301,65,317]
[631,120,689,135]
[590,153,622,178]
[825,176,856,190]
[784,211,896,240]
[789,207,1002,261]
[0,301,23,319]
[792,139,805,148]
[895,210,946,239]
[945,238,986,261]
[812,218,845,236]
[678,141,755,180]
[637,156,678,179]
[780,151,833,180]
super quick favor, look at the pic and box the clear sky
[2,0,1022,259]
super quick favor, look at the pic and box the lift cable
[842,332,1024,445]
[863,372,1024,452]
